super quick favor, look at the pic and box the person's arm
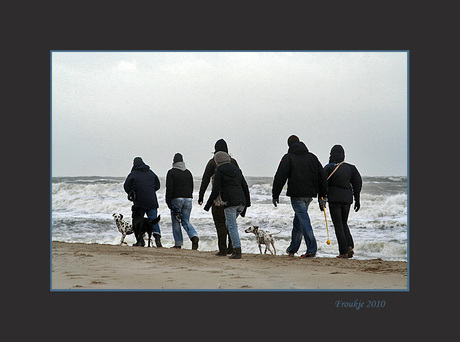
[165,170,174,209]
[272,154,290,204]
[350,166,362,212]
[198,159,215,204]
[204,169,222,211]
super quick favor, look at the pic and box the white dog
[112,213,134,245]
[244,226,281,255]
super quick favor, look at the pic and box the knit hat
[214,151,231,166]
[173,153,183,163]
[214,139,228,153]
[287,135,300,147]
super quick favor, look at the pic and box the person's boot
[191,236,199,250]
[227,239,233,254]
[228,247,242,259]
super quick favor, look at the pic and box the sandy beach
[51,241,407,290]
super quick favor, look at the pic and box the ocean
[51,176,408,261]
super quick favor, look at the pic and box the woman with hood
[166,153,199,250]
[204,151,251,259]
[324,145,362,258]
[124,157,162,247]
[198,139,240,256]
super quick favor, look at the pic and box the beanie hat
[287,135,300,147]
[214,139,228,153]
[173,153,183,163]
[214,151,231,166]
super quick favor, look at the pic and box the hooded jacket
[204,152,250,211]
[165,161,194,209]
[198,139,239,203]
[123,158,160,210]
[324,145,362,204]
[272,141,327,199]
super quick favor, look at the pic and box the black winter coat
[272,141,327,199]
[324,145,362,204]
[198,157,239,203]
[165,167,194,209]
[204,162,250,211]
[124,160,160,211]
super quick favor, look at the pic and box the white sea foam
[51,176,408,261]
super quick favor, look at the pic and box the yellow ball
[327,240,331,245]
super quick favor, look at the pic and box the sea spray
[51,176,407,261]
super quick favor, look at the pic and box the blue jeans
[170,198,198,246]
[288,197,317,254]
[223,205,245,249]
[146,208,161,237]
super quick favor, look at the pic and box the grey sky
[51,51,407,178]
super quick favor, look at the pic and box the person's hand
[272,198,279,207]
[354,201,360,212]
[318,197,327,211]
[198,197,203,205]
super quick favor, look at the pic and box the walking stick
[321,197,331,245]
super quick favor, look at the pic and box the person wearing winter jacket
[166,153,199,250]
[204,151,251,259]
[324,145,362,258]
[123,157,162,247]
[272,135,327,258]
[198,139,240,256]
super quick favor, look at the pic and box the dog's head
[244,226,259,234]
[113,213,123,221]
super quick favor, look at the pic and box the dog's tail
[150,215,161,225]
[269,230,282,236]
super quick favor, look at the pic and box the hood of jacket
[132,157,150,171]
[172,161,187,171]
[288,141,309,155]
[329,145,345,163]
[216,161,241,179]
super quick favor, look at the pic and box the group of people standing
[123,136,362,259]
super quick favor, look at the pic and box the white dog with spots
[244,226,281,255]
[112,213,134,245]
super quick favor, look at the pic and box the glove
[272,197,279,207]
[354,194,360,212]
[198,196,204,205]
[354,201,360,212]
[318,197,327,211]
[127,190,136,201]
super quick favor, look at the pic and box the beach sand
[51,241,407,290]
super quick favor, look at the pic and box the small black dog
[133,215,161,247]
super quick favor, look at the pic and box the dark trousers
[329,203,353,255]
[212,205,233,253]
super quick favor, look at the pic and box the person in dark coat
[166,153,199,250]
[324,145,362,258]
[204,151,251,259]
[272,135,327,258]
[124,157,162,247]
[198,139,239,256]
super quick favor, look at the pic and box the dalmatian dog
[244,226,281,255]
[112,213,134,245]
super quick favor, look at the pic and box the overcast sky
[51,51,407,178]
